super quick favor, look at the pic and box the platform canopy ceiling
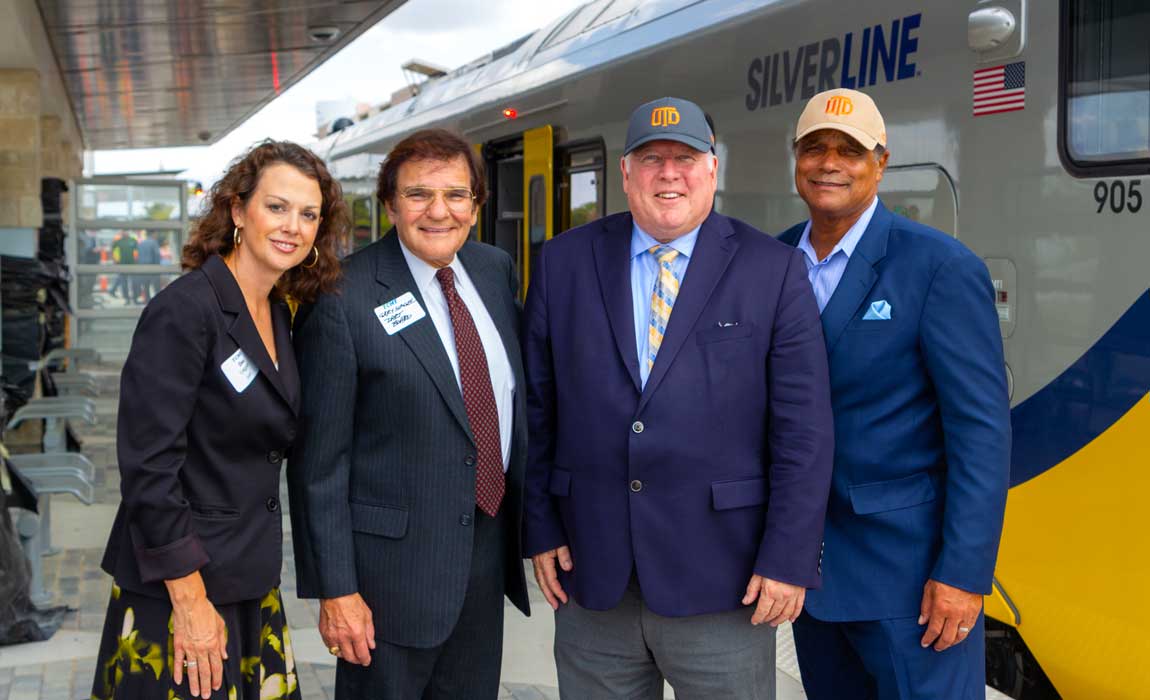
[37,0,406,149]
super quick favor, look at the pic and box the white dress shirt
[399,239,515,471]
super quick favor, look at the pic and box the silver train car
[315,1,1150,697]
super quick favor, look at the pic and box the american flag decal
[973,62,1026,117]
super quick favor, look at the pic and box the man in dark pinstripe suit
[289,129,530,699]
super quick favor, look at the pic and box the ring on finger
[958,626,971,634]
[185,660,198,667]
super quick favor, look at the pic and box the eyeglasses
[398,187,476,213]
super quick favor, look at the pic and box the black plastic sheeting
[0,482,69,645]
[1,178,72,403]
[0,176,74,645]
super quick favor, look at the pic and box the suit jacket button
[266,497,279,512]
[267,450,282,464]
[630,479,643,492]
[631,421,645,434]
[460,514,473,526]
[464,454,477,467]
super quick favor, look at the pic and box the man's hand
[531,546,574,610]
[743,575,806,626]
[919,579,983,651]
[320,593,376,666]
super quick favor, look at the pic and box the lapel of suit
[776,222,805,247]
[202,255,295,410]
[819,201,892,353]
[637,212,738,414]
[458,243,523,386]
[273,301,300,413]
[374,232,473,443]
[593,214,642,394]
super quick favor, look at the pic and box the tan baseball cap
[795,88,886,150]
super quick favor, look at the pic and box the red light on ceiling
[502,108,518,119]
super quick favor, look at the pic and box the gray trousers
[335,507,507,700]
[554,576,776,700]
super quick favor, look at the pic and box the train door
[483,137,525,285]
[482,126,559,298]
[480,127,604,296]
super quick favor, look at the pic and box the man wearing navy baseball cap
[521,97,834,698]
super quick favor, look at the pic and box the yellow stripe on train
[991,392,1150,699]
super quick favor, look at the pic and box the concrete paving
[0,362,1007,700]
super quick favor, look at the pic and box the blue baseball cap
[624,97,714,156]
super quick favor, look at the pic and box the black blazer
[288,232,530,649]
[101,255,299,604]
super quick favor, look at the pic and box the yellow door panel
[522,125,554,297]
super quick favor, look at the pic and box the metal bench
[48,373,100,397]
[7,397,98,453]
[9,453,99,607]
[42,347,100,370]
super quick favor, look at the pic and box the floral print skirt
[90,585,302,700]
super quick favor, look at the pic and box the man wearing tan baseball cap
[777,89,1011,700]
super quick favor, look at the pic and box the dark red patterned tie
[436,267,505,516]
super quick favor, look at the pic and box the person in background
[109,230,138,302]
[134,230,162,303]
[92,140,347,700]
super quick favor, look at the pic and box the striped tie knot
[649,244,680,268]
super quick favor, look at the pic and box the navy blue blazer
[778,201,1011,622]
[522,210,834,617]
[101,255,299,604]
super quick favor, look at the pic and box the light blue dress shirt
[630,222,699,387]
[796,196,879,313]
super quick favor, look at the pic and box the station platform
[0,362,1010,700]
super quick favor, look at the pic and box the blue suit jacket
[778,201,1011,622]
[522,210,834,617]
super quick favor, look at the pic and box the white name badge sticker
[221,348,258,393]
[375,292,427,335]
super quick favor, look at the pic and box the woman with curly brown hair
[92,140,348,700]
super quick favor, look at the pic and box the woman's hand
[165,572,228,699]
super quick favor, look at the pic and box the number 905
[1094,180,1143,214]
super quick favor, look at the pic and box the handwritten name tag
[220,348,258,393]
[375,292,427,335]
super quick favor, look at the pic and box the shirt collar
[630,220,701,261]
[398,235,462,293]
[797,196,879,265]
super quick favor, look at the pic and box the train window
[346,195,376,256]
[879,165,958,238]
[558,142,605,232]
[1059,0,1150,176]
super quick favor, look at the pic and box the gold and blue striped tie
[647,244,681,371]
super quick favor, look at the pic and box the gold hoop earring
[233,227,242,247]
[301,246,319,269]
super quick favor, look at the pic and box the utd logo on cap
[651,106,681,127]
[825,95,854,116]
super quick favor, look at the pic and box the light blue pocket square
[862,299,892,320]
